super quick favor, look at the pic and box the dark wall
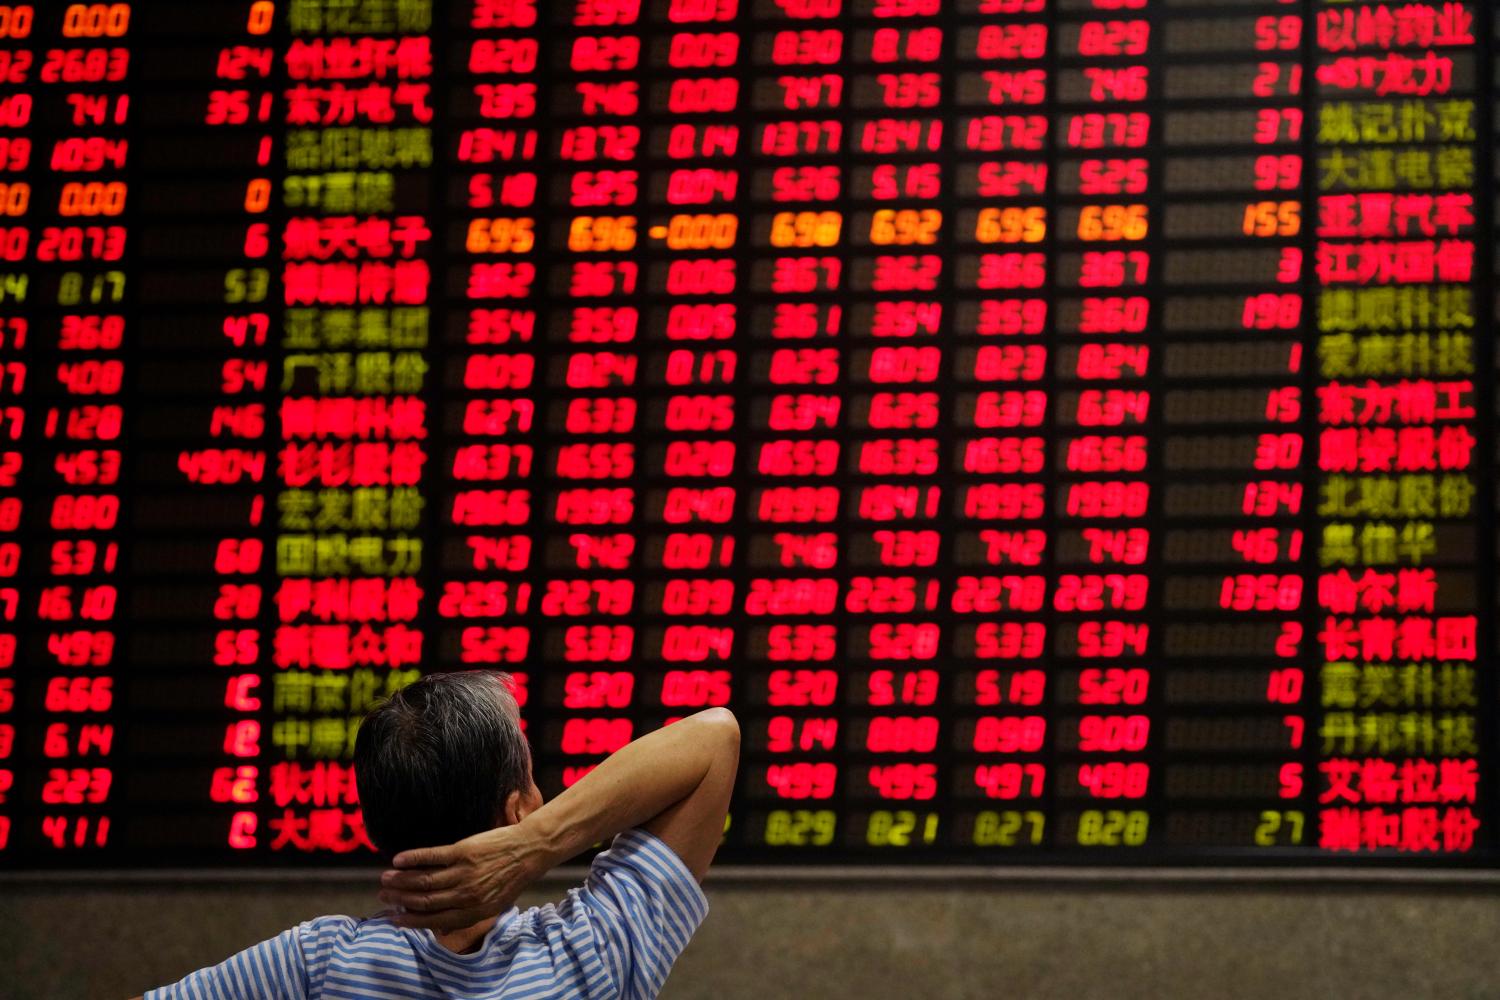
[3,878,1498,999]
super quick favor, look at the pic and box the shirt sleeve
[143,924,310,1000]
[575,828,710,1000]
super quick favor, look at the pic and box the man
[137,670,740,999]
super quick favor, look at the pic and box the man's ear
[503,788,528,826]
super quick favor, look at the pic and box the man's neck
[433,915,499,956]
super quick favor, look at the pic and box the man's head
[354,670,542,858]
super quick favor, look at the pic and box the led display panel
[0,0,1493,868]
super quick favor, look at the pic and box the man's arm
[129,923,309,1000]
[379,707,739,929]
[533,705,739,880]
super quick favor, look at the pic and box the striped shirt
[145,829,709,1000]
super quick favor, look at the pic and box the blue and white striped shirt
[145,829,709,1000]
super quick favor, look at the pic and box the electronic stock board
[0,0,1495,870]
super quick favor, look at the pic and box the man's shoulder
[548,830,709,997]
[577,828,700,889]
[295,912,370,938]
[308,907,576,958]
[583,829,709,916]
[546,829,710,962]
[503,831,691,924]
[291,912,415,959]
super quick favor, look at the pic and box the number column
[445,0,541,737]
[1154,5,1310,853]
[1056,0,1158,851]
[538,0,645,794]
[1053,0,1155,852]
[126,0,277,857]
[741,0,845,853]
[842,0,945,854]
[0,0,31,860]
[638,0,742,798]
[949,0,1051,856]
[1312,0,1484,855]
[30,0,132,856]
[194,0,277,855]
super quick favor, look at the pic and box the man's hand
[379,822,549,931]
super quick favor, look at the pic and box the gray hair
[354,670,531,856]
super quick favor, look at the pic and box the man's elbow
[699,707,740,754]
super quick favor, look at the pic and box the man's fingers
[392,846,457,869]
[380,866,464,892]
[379,887,473,914]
